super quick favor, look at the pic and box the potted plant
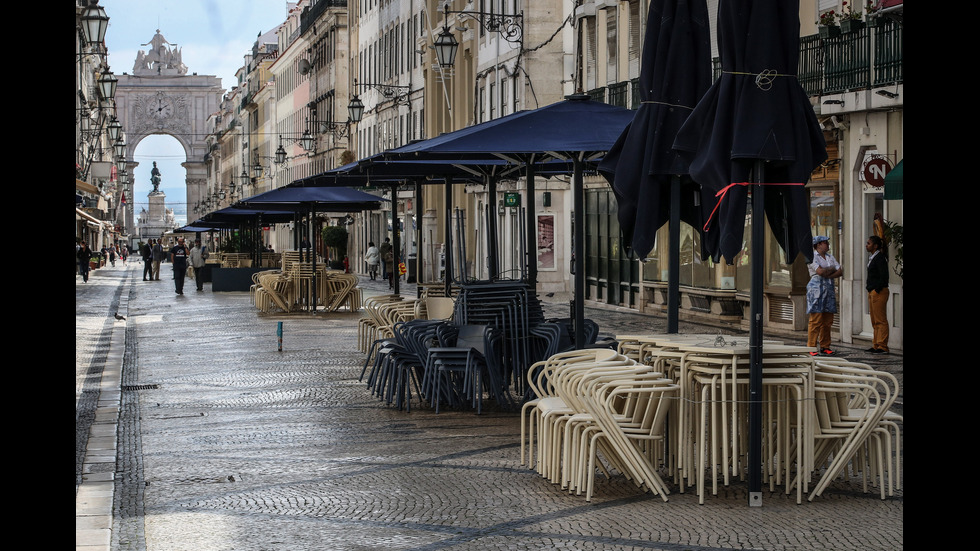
[321,225,349,270]
[864,0,886,27]
[90,255,102,270]
[816,10,841,38]
[882,220,903,280]
[839,2,866,33]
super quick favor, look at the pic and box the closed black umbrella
[673,0,827,505]
[674,0,826,265]
[597,0,712,332]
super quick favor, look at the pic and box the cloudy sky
[100,0,290,223]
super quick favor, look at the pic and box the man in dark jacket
[865,235,889,354]
[141,241,153,281]
[151,239,166,280]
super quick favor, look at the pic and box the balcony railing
[800,19,903,97]
[607,81,629,108]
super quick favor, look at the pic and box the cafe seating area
[247,251,360,314]
[519,334,902,504]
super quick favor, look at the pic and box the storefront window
[810,187,836,252]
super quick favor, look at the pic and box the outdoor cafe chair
[807,360,900,500]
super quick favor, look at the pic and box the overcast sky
[100,0,290,223]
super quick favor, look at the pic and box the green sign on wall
[504,192,521,207]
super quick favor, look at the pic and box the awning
[76,207,105,228]
[884,159,903,200]
[76,179,99,194]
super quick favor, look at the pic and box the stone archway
[113,30,223,236]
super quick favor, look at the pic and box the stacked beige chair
[254,271,291,313]
[808,359,901,500]
[322,273,360,312]
[359,295,405,353]
[521,348,680,503]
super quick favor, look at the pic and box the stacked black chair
[453,280,546,400]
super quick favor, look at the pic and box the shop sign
[862,157,891,187]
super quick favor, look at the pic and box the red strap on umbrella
[703,181,806,232]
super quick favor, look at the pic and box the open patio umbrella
[293,157,492,296]
[236,186,386,311]
[597,0,712,333]
[673,0,827,505]
[384,95,635,348]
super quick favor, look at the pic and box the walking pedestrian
[108,245,117,267]
[189,239,209,291]
[77,241,92,282]
[140,241,153,281]
[806,236,842,356]
[865,234,889,354]
[170,237,190,295]
[365,242,380,280]
[379,238,392,281]
[151,239,165,280]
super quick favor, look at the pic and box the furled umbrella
[672,0,828,505]
[597,0,712,333]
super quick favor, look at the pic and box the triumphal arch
[114,30,223,233]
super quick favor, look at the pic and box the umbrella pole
[415,180,424,295]
[748,161,765,506]
[525,160,537,287]
[311,206,318,313]
[668,175,681,333]
[487,175,499,281]
[444,178,453,296]
[392,183,400,296]
[573,156,585,350]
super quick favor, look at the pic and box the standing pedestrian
[170,237,190,295]
[77,241,92,282]
[189,238,209,291]
[865,234,889,354]
[365,242,380,280]
[806,236,842,356]
[300,236,312,262]
[140,241,153,280]
[151,239,165,280]
[379,238,392,285]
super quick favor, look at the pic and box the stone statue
[135,30,189,76]
[150,162,162,192]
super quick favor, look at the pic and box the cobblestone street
[77,261,903,551]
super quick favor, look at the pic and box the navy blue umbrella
[597,0,712,333]
[237,185,385,211]
[382,96,635,348]
[673,0,828,505]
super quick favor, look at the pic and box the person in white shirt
[806,235,842,355]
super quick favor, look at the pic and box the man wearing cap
[806,236,842,356]
[189,238,210,291]
[170,237,190,295]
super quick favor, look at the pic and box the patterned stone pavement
[77,260,902,551]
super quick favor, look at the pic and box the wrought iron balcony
[800,18,903,97]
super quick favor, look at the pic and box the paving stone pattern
[77,262,903,551]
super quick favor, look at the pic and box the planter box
[818,25,841,38]
[841,19,865,33]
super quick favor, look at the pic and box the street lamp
[80,1,110,46]
[98,71,118,101]
[434,25,460,69]
[275,138,287,164]
[348,95,365,124]
[114,136,127,159]
[107,117,122,142]
[436,3,523,68]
